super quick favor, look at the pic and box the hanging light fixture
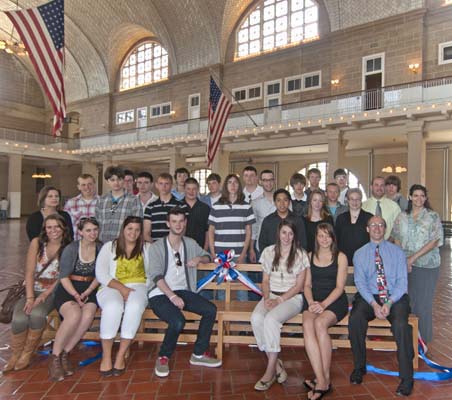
[32,167,52,179]
[381,165,407,174]
[0,1,28,56]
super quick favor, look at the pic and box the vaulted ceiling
[0,0,424,104]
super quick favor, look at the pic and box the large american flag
[207,76,232,167]
[5,0,66,136]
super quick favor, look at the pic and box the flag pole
[209,69,258,127]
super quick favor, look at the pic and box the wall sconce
[381,165,407,174]
[408,63,420,73]
[331,79,340,86]
[170,110,176,116]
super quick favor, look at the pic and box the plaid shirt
[95,191,142,243]
[64,194,99,240]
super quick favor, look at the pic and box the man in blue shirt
[349,216,414,397]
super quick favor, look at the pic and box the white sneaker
[155,356,170,377]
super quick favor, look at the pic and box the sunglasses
[80,217,98,223]
[174,252,182,267]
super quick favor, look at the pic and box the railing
[0,127,80,149]
[2,76,452,151]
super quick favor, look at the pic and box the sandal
[308,388,331,400]
[254,375,276,391]
[276,359,288,384]
[303,379,316,391]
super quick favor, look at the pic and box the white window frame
[115,109,134,125]
[232,83,262,104]
[188,93,201,119]
[285,74,302,94]
[137,107,147,120]
[264,79,282,107]
[302,70,322,91]
[438,41,452,65]
[150,102,172,119]
[362,52,385,90]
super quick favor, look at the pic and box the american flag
[207,76,232,167]
[5,0,66,136]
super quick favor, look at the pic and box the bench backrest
[197,263,356,304]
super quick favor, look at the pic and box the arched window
[192,168,212,195]
[120,41,169,91]
[236,0,319,59]
[287,162,367,201]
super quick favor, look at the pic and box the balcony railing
[2,76,452,152]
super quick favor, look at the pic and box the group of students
[3,164,443,399]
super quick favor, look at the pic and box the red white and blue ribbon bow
[196,250,263,296]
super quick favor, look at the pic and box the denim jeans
[148,290,217,358]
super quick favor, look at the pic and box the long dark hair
[272,220,299,273]
[314,222,338,263]
[218,174,246,205]
[406,184,432,214]
[38,213,72,260]
[37,186,62,209]
[114,216,144,260]
[306,189,331,221]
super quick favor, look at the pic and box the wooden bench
[43,263,419,369]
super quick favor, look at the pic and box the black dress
[303,216,334,253]
[303,253,348,322]
[54,256,97,311]
[335,210,372,266]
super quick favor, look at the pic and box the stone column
[169,148,185,177]
[326,129,345,182]
[210,150,230,176]
[7,154,22,218]
[406,121,426,188]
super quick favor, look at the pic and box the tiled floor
[1,219,452,399]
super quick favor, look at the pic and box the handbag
[0,254,58,324]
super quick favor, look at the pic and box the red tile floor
[1,219,452,399]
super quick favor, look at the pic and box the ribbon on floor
[38,340,102,367]
[367,338,452,381]
[197,250,263,297]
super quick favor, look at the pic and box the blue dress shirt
[353,240,408,305]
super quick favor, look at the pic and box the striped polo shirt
[208,201,256,255]
[144,195,187,240]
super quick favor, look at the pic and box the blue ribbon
[38,340,102,367]
[367,344,452,381]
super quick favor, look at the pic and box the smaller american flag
[5,0,66,136]
[207,77,232,167]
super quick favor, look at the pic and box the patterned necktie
[375,245,388,303]
[375,200,382,217]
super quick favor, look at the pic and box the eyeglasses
[79,217,98,223]
[174,252,182,267]
[369,223,385,228]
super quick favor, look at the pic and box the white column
[7,154,22,218]
[210,150,230,176]
[406,121,426,188]
[169,148,185,177]
[326,129,345,182]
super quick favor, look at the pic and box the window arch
[192,168,212,195]
[120,41,169,91]
[236,0,319,59]
[287,162,367,201]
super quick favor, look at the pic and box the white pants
[251,293,303,353]
[97,283,148,340]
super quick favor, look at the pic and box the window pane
[154,46,161,57]
[276,31,288,46]
[154,58,161,69]
[250,10,260,25]
[162,105,171,114]
[129,54,136,65]
[268,98,280,107]
[238,43,249,56]
[264,20,275,35]
[138,63,144,74]
[162,68,168,78]
[367,59,374,72]
[264,5,275,20]
[276,16,287,32]
[250,40,260,54]
[129,76,136,87]
[145,61,152,71]
[291,27,304,41]
[291,0,303,11]
[129,65,136,76]
[263,35,275,50]
[137,74,144,85]
[154,70,161,81]
[162,55,168,67]
[238,28,249,43]
[122,67,129,78]
[374,57,382,70]
[305,6,318,23]
[145,72,152,82]
[137,51,144,62]
[444,46,452,60]
[291,11,303,28]
[305,22,318,38]
[275,1,288,17]
[250,25,260,40]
